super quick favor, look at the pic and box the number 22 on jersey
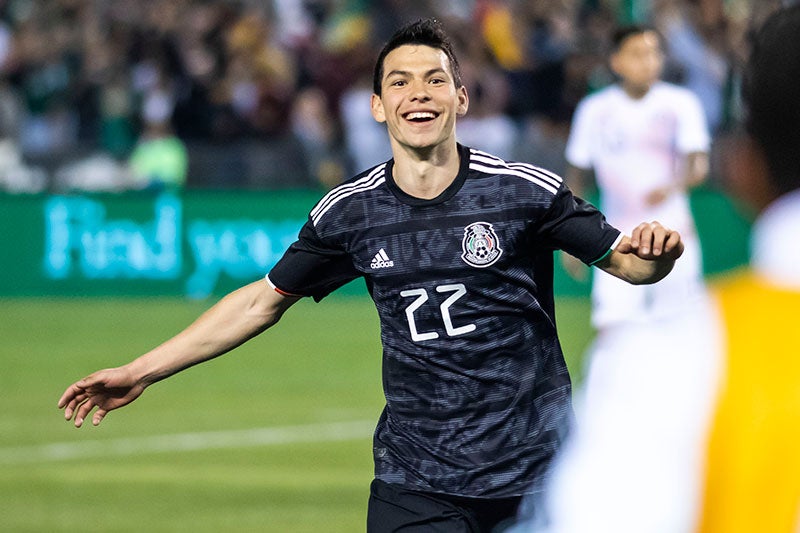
[400,283,476,342]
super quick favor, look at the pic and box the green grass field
[0,294,592,532]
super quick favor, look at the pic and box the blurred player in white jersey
[514,26,715,531]
[565,24,710,331]
[562,25,712,428]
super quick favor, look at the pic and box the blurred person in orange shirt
[694,4,800,530]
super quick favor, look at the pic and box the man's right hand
[58,366,146,428]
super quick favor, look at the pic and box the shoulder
[467,147,564,197]
[578,85,619,109]
[309,162,389,228]
[652,82,702,105]
[571,85,620,124]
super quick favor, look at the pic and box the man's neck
[391,142,461,200]
[621,80,655,100]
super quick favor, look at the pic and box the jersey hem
[589,232,624,266]
[265,274,302,297]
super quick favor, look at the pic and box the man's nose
[409,81,431,101]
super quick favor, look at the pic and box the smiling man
[59,19,686,532]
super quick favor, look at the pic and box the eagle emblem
[461,222,503,268]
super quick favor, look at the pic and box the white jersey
[566,82,711,327]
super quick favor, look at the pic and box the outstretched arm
[58,279,300,427]
[594,222,685,285]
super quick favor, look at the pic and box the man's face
[371,44,468,152]
[610,31,664,92]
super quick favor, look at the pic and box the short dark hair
[743,5,800,195]
[611,24,663,52]
[372,18,463,96]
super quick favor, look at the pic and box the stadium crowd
[0,0,781,193]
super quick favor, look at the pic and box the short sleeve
[564,98,594,169]
[676,91,711,154]
[267,219,361,302]
[536,185,622,265]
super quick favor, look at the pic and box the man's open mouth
[404,111,438,123]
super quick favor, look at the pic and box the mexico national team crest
[461,222,503,268]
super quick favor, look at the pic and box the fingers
[57,383,83,409]
[630,222,656,255]
[664,230,685,258]
[73,397,99,428]
[58,374,103,427]
[58,367,138,428]
[627,222,681,258]
[64,394,109,427]
[62,392,88,420]
[93,409,108,426]
[59,383,87,421]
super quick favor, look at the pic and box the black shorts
[367,479,522,533]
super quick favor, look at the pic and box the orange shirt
[698,271,800,532]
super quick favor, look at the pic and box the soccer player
[520,6,800,533]
[59,19,685,532]
[563,24,711,379]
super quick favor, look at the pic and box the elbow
[254,295,300,332]
[237,280,296,333]
[245,299,284,332]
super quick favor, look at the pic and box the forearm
[595,231,683,285]
[602,252,676,285]
[126,280,297,386]
[683,151,709,189]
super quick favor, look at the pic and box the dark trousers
[367,479,522,533]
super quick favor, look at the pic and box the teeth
[407,112,436,120]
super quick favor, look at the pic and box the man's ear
[457,85,469,116]
[609,53,622,78]
[722,133,777,216]
[371,93,386,123]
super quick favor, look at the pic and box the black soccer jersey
[267,145,621,498]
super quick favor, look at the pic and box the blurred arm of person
[58,280,300,427]
[645,149,709,206]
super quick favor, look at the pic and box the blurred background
[0,0,780,194]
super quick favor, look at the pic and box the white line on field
[0,420,375,465]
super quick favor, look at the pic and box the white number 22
[400,283,476,342]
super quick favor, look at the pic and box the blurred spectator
[0,76,47,192]
[339,73,391,175]
[221,10,297,139]
[128,87,188,191]
[53,151,130,192]
[14,14,80,158]
[290,85,345,189]
[0,0,775,192]
[655,0,729,133]
[454,18,517,159]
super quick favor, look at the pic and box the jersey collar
[384,144,470,206]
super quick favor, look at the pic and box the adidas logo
[370,248,395,269]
